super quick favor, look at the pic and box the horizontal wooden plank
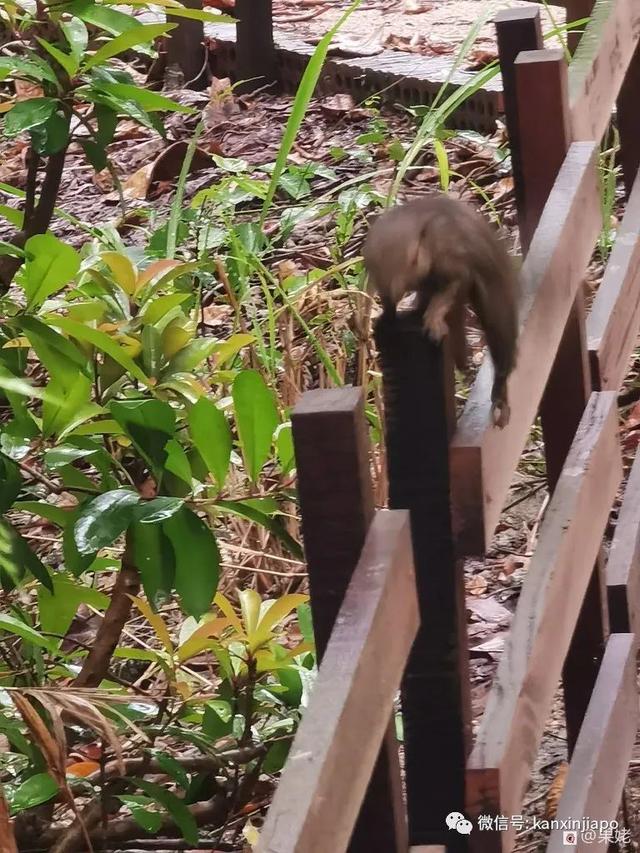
[587,166,640,391]
[546,633,638,853]
[467,392,621,853]
[450,141,601,554]
[606,447,640,635]
[256,510,417,853]
[569,0,640,141]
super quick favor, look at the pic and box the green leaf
[116,795,163,833]
[19,316,89,380]
[0,452,21,513]
[275,422,294,473]
[110,399,176,477]
[162,507,219,619]
[68,1,140,36]
[164,440,192,486]
[61,17,89,59]
[3,98,57,137]
[19,234,81,310]
[12,501,71,528]
[216,500,302,560]
[63,508,96,575]
[8,773,58,815]
[134,496,183,524]
[42,374,93,439]
[129,519,175,608]
[232,370,279,482]
[82,23,176,71]
[36,38,79,77]
[0,613,56,652]
[150,751,189,790]
[263,738,291,773]
[0,56,59,87]
[131,778,197,844]
[96,83,195,115]
[44,445,97,470]
[44,317,149,385]
[202,701,232,740]
[74,490,139,555]
[163,339,217,376]
[187,397,231,490]
[38,575,109,638]
[0,519,52,592]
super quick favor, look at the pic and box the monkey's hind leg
[420,283,461,343]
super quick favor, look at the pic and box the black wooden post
[291,387,408,853]
[375,314,471,849]
[235,0,277,94]
[167,0,210,89]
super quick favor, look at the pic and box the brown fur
[362,195,519,428]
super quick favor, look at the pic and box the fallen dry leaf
[403,0,433,12]
[545,761,569,818]
[0,789,17,853]
[319,93,356,116]
[329,28,385,57]
[466,574,488,596]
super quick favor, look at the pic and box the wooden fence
[257,0,640,851]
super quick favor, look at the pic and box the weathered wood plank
[587,166,640,392]
[495,9,543,238]
[569,0,640,142]
[466,392,622,853]
[607,448,640,635]
[376,314,471,849]
[513,48,608,755]
[257,511,418,853]
[291,386,408,852]
[546,633,638,853]
[450,142,601,554]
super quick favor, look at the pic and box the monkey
[362,195,519,428]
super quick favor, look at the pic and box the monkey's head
[362,207,432,307]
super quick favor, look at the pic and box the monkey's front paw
[423,313,449,343]
[491,400,510,429]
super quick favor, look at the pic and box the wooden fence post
[235,0,277,94]
[494,8,543,234]
[565,0,595,54]
[508,46,608,753]
[375,315,471,849]
[617,42,640,195]
[291,387,408,853]
[166,0,209,89]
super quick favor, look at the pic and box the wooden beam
[587,166,640,392]
[376,314,471,849]
[466,392,622,853]
[569,0,640,142]
[607,449,640,635]
[546,634,638,853]
[450,142,601,554]
[257,511,418,853]
[291,387,408,852]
